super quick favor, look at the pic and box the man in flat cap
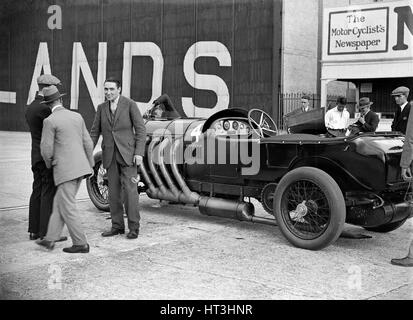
[391,86,410,134]
[36,85,94,253]
[392,87,413,267]
[346,97,379,135]
[25,74,66,241]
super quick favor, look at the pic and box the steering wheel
[247,109,278,138]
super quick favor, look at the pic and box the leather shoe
[391,256,413,267]
[35,238,55,250]
[63,244,90,253]
[101,228,125,237]
[29,233,40,240]
[126,230,139,239]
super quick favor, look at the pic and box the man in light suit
[36,85,94,253]
[90,78,146,239]
[392,98,413,267]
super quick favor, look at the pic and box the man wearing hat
[391,86,410,134]
[392,89,413,267]
[346,97,379,135]
[25,74,64,241]
[36,85,94,253]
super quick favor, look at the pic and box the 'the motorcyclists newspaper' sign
[328,7,389,55]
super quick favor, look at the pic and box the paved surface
[0,130,412,300]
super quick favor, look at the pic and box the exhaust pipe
[139,162,158,199]
[170,138,200,205]
[147,137,179,202]
[158,137,182,199]
[198,197,254,222]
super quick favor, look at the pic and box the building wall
[0,0,282,131]
[281,0,320,94]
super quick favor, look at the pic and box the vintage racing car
[87,95,413,250]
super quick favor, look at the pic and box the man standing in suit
[36,85,94,253]
[346,97,379,135]
[90,78,146,239]
[25,74,62,240]
[391,86,410,134]
[299,95,311,113]
[392,97,413,267]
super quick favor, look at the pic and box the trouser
[326,128,346,137]
[107,149,140,232]
[45,177,87,246]
[28,161,56,237]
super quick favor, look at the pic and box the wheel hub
[289,201,308,222]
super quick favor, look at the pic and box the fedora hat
[358,97,373,108]
[37,74,61,86]
[40,85,66,104]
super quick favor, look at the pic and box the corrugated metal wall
[0,0,282,131]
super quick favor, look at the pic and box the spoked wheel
[86,157,110,212]
[274,167,345,250]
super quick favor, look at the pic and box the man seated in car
[324,96,350,137]
[144,94,183,119]
[346,97,379,136]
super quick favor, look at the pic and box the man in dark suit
[392,95,413,267]
[90,78,146,239]
[346,97,379,135]
[391,86,410,134]
[25,74,61,240]
[36,85,94,253]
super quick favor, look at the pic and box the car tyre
[273,167,346,250]
[86,155,110,212]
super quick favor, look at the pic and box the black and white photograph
[0,0,412,305]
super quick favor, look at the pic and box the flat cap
[391,86,410,96]
[37,74,61,85]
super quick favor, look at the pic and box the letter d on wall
[182,41,231,118]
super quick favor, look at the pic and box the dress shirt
[400,101,408,113]
[51,104,63,113]
[325,106,350,129]
[110,96,120,114]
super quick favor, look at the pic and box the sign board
[328,7,388,55]
[323,0,413,61]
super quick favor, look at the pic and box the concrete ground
[0,130,412,300]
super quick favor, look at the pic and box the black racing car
[87,95,413,250]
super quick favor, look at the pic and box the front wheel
[86,158,110,212]
[273,167,346,250]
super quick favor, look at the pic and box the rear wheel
[274,167,346,250]
[86,158,110,212]
[364,218,407,233]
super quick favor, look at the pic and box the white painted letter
[122,42,164,111]
[47,5,62,30]
[70,42,107,111]
[27,42,52,105]
[182,41,231,117]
